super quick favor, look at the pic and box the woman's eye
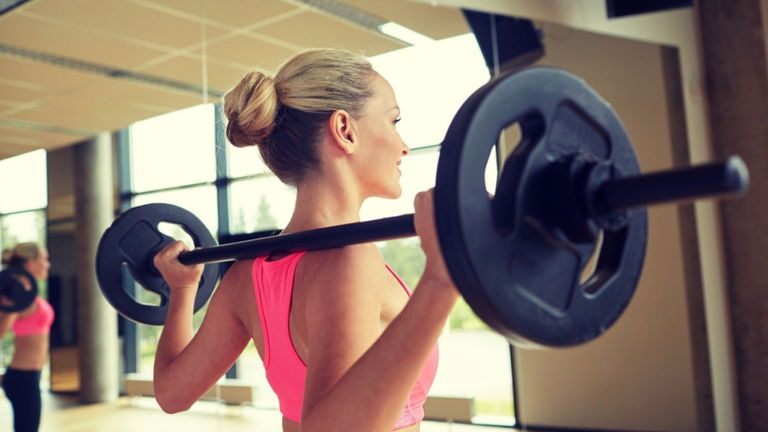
[393,117,401,125]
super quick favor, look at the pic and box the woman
[153,49,458,431]
[0,242,54,432]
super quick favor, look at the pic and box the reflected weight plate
[0,267,38,312]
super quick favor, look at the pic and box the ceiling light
[378,22,434,46]
[291,0,432,46]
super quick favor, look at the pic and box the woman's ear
[328,110,356,154]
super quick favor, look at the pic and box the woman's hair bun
[223,71,279,148]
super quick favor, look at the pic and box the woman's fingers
[153,241,205,291]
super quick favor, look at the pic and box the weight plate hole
[158,221,196,248]
[580,229,604,287]
[488,122,523,198]
[485,146,500,197]
[121,265,164,307]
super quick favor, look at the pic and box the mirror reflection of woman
[0,242,54,432]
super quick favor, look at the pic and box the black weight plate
[96,203,219,325]
[435,67,647,348]
[0,267,38,312]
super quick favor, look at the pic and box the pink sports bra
[13,296,55,337]
[252,252,439,429]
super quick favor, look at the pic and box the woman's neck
[283,176,365,234]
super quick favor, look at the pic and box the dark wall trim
[606,0,693,18]
[0,0,31,16]
[696,0,768,428]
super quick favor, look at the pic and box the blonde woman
[153,49,457,431]
[0,242,54,432]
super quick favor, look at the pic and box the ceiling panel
[0,82,47,106]
[0,14,169,70]
[63,79,206,124]
[0,0,470,161]
[143,0,299,29]
[21,0,227,50]
[254,10,405,55]
[0,56,93,95]
[9,78,203,131]
[9,105,118,133]
[347,0,470,40]
[0,127,83,152]
[197,33,300,71]
[140,55,249,92]
[0,141,44,159]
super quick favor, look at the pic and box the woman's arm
[300,190,459,431]
[152,242,251,413]
[0,311,17,338]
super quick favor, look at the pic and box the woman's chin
[387,187,403,200]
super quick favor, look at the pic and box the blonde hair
[223,49,375,185]
[2,242,42,268]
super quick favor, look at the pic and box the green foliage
[0,333,14,365]
[378,238,425,290]
[137,302,208,373]
[378,238,487,331]
[449,297,488,330]
[475,396,516,417]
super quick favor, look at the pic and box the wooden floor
[0,392,513,432]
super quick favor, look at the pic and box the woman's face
[24,247,50,281]
[353,73,410,199]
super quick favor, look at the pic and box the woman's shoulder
[217,259,256,297]
[302,243,383,274]
[297,244,389,296]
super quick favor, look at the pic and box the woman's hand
[153,241,204,292]
[413,189,456,289]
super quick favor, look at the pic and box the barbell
[95,67,749,348]
[0,267,38,313]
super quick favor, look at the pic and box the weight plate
[96,203,219,325]
[435,67,647,348]
[0,267,38,312]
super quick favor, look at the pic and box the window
[132,185,219,236]
[226,140,270,179]
[0,150,47,214]
[228,176,295,234]
[0,211,47,247]
[369,34,491,150]
[129,104,217,193]
[126,104,220,374]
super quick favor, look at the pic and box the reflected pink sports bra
[252,252,439,429]
[13,296,55,337]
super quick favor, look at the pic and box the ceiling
[0,0,471,160]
